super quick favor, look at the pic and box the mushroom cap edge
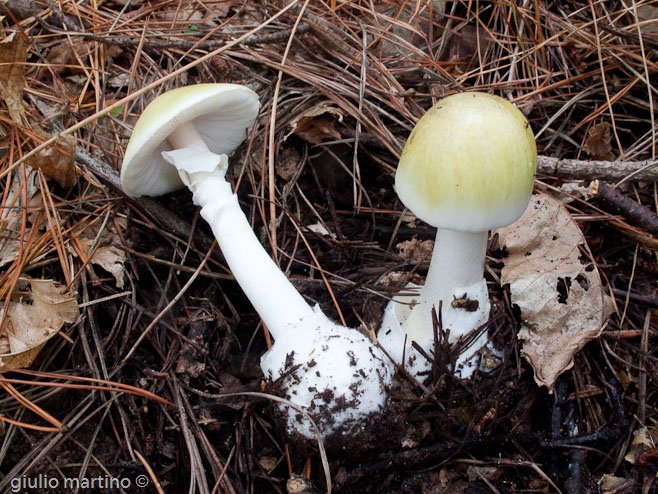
[395,92,537,232]
[120,83,260,197]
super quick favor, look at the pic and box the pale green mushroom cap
[121,83,260,197]
[395,92,537,232]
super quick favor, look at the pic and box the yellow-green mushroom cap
[395,92,537,232]
[121,83,260,197]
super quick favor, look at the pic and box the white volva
[121,84,392,439]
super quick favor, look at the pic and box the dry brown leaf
[495,194,613,389]
[44,40,95,76]
[0,31,27,125]
[69,224,127,289]
[78,236,127,289]
[276,144,301,181]
[90,244,127,289]
[583,121,614,161]
[289,105,343,145]
[598,474,633,494]
[396,238,434,261]
[624,426,658,464]
[0,171,41,267]
[26,132,77,189]
[0,278,79,369]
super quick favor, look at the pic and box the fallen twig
[537,156,658,183]
[35,16,312,51]
[588,180,658,236]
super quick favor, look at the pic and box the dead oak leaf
[289,105,343,145]
[495,194,613,390]
[583,121,614,161]
[26,132,77,189]
[0,278,79,369]
[0,31,27,126]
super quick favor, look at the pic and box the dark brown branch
[34,16,311,51]
[588,180,658,236]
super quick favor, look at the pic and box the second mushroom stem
[401,228,489,338]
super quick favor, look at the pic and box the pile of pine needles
[0,1,656,492]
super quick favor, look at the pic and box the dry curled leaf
[495,194,613,389]
[0,278,79,369]
[583,121,614,161]
[79,237,127,289]
[26,132,77,189]
[289,105,343,145]
[69,225,127,289]
[0,31,27,125]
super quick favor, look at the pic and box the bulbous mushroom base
[260,306,393,441]
[378,280,495,379]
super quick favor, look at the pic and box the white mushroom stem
[166,121,209,151]
[161,122,316,339]
[160,121,392,440]
[401,228,489,340]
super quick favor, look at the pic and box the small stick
[610,288,658,309]
[588,180,658,236]
[339,128,658,183]
[537,156,658,183]
[34,16,312,50]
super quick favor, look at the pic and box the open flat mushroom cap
[395,92,537,232]
[121,83,260,197]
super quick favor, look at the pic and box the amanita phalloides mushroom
[121,84,392,439]
[378,92,537,379]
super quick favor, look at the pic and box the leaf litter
[0,1,657,492]
[495,194,614,390]
[0,277,78,369]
